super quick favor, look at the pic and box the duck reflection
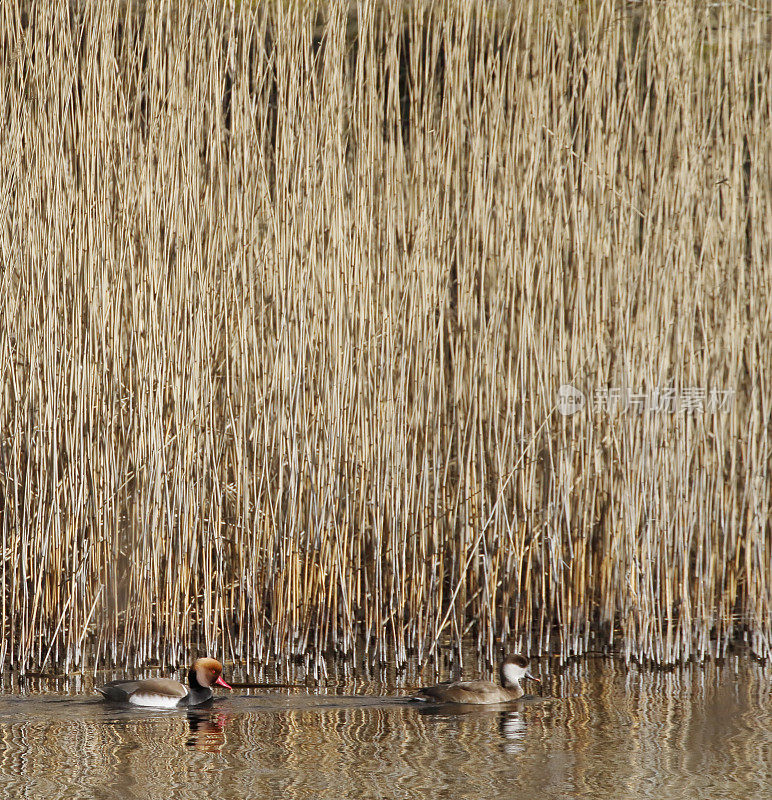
[413,702,528,752]
[413,698,527,717]
[498,710,527,753]
[186,710,229,751]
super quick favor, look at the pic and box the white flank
[128,693,183,709]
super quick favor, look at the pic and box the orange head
[193,657,232,689]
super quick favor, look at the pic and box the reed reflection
[0,658,769,800]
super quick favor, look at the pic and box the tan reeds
[0,0,770,672]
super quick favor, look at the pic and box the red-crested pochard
[413,654,540,704]
[97,657,232,708]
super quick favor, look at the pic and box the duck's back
[98,678,188,706]
[415,679,522,705]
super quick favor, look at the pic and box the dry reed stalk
[0,0,770,671]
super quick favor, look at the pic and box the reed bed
[0,0,770,672]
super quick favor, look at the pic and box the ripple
[0,660,769,800]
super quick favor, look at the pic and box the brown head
[191,657,232,690]
[500,654,540,689]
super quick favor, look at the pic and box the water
[0,657,769,800]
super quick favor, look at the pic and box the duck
[413,654,540,705]
[97,657,232,708]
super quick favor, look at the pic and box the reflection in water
[499,711,527,754]
[186,711,229,752]
[0,658,769,800]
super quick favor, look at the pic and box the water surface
[0,657,769,800]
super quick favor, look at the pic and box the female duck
[97,657,232,708]
[414,654,540,705]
